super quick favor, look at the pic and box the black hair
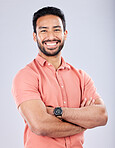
[33,6,66,33]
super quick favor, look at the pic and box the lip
[44,41,59,49]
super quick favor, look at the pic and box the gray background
[0,0,114,147]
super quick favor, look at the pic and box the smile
[44,41,59,49]
[45,42,57,46]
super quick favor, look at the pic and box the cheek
[56,34,63,41]
[61,35,65,42]
[59,33,65,40]
[37,34,45,43]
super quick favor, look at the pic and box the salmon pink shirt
[12,54,100,148]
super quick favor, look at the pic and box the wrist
[53,107,63,117]
[46,107,54,115]
[61,107,66,119]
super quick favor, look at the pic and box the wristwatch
[53,107,63,118]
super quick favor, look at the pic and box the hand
[80,97,95,107]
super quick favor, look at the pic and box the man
[12,6,108,148]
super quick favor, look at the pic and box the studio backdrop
[0,0,114,147]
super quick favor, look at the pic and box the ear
[33,32,37,42]
[64,30,68,40]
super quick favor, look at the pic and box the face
[33,15,67,56]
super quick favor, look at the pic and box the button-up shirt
[12,54,100,148]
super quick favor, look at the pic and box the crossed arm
[19,99,86,138]
[47,97,108,129]
[19,97,108,138]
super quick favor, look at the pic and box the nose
[47,31,55,40]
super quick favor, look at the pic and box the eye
[41,30,47,33]
[54,29,61,32]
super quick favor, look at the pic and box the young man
[12,6,108,148]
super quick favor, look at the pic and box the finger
[86,97,93,106]
[81,98,87,107]
[90,99,95,105]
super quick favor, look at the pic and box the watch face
[54,107,62,116]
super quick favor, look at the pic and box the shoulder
[66,62,90,79]
[12,60,40,88]
[66,63,93,86]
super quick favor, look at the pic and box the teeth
[46,42,57,46]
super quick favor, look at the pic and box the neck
[39,52,62,70]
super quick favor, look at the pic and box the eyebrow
[39,26,48,29]
[53,25,61,29]
[38,25,61,30]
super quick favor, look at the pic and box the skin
[33,15,67,69]
[19,99,86,138]
[19,14,108,138]
[47,98,108,129]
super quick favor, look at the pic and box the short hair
[33,6,66,33]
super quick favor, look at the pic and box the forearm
[62,105,108,129]
[32,113,86,138]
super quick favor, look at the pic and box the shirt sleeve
[79,70,101,101]
[12,67,41,108]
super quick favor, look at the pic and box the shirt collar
[35,54,47,66]
[60,57,71,70]
[35,54,71,70]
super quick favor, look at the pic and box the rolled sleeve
[12,67,41,108]
[80,70,100,100]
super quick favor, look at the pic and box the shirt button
[61,86,64,88]
[48,63,51,66]
[64,101,66,104]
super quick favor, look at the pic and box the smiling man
[12,6,108,148]
[35,15,65,57]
